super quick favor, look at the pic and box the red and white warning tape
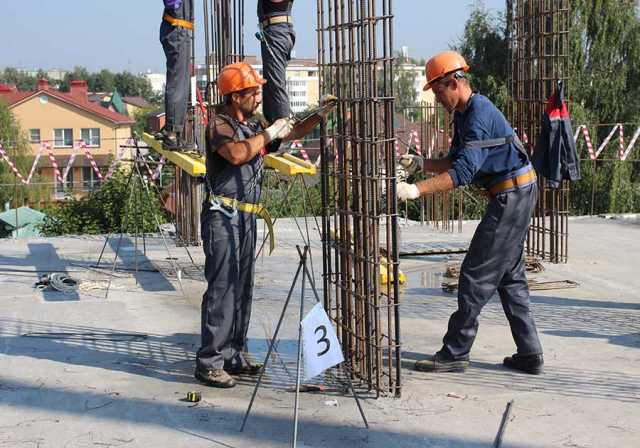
[45,143,64,183]
[621,126,640,161]
[25,145,44,185]
[80,141,103,180]
[0,143,27,184]
[290,140,309,161]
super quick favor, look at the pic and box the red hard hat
[217,62,266,96]
[424,51,470,91]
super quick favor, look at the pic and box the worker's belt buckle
[260,15,293,29]
[163,13,194,30]
[209,196,238,219]
[488,168,537,198]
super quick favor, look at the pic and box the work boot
[194,367,237,388]
[225,361,264,376]
[414,351,469,373]
[503,353,544,375]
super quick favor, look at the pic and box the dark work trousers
[261,23,295,122]
[160,21,190,133]
[442,183,543,359]
[196,204,257,371]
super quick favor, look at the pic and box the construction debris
[442,279,579,293]
[34,273,79,294]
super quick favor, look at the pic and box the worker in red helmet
[195,62,335,388]
[398,50,544,375]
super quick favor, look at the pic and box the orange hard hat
[423,50,470,91]
[217,62,266,96]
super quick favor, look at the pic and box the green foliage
[454,1,509,110]
[261,176,322,219]
[39,170,167,236]
[395,54,420,120]
[570,0,640,124]
[0,101,49,207]
[0,68,41,91]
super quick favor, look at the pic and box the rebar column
[317,0,401,397]
[507,0,570,263]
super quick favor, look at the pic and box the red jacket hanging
[532,80,581,188]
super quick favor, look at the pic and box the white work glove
[265,117,295,142]
[397,182,420,201]
[398,154,423,175]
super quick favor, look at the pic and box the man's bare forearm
[218,133,270,165]
[285,114,322,142]
[416,172,455,196]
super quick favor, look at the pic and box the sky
[2,0,505,74]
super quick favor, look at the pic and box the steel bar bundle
[317,0,401,397]
[507,0,570,263]
[207,0,245,103]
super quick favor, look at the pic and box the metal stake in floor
[240,245,369,447]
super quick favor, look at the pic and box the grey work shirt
[205,108,267,204]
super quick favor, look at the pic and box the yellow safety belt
[211,195,275,255]
[163,13,194,30]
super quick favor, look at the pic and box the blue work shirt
[447,94,528,188]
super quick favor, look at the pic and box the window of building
[81,128,101,147]
[29,129,41,144]
[54,128,73,148]
[82,166,101,191]
[55,168,74,199]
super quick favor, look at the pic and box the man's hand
[318,94,338,119]
[399,154,423,176]
[265,117,295,142]
[397,182,420,201]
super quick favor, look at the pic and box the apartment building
[0,79,133,200]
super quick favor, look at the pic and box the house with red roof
[0,79,134,200]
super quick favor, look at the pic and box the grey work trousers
[261,23,295,122]
[196,204,257,370]
[160,22,190,133]
[442,183,543,359]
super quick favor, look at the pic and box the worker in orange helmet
[194,62,335,388]
[398,50,544,375]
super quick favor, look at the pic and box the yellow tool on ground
[186,391,201,402]
[328,229,406,285]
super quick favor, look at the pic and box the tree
[39,170,167,236]
[569,0,640,214]
[0,68,40,91]
[0,101,49,208]
[454,1,509,109]
[395,66,419,120]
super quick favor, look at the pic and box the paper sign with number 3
[301,303,344,380]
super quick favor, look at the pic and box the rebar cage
[317,0,401,397]
[507,0,571,263]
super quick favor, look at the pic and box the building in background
[0,79,133,200]
[195,56,320,114]
[143,72,167,94]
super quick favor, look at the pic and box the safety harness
[163,13,194,30]
[463,134,537,198]
[205,112,276,254]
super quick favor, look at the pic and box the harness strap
[208,195,275,255]
[259,15,293,29]
[163,13,194,30]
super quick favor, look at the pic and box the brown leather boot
[194,367,237,388]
